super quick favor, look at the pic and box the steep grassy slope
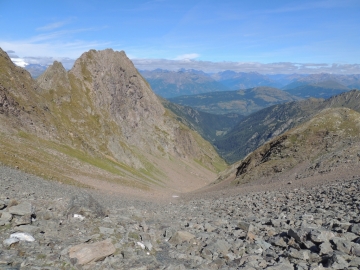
[232,107,360,185]
[0,48,226,193]
[169,86,301,115]
[215,90,360,164]
[161,98,242,142]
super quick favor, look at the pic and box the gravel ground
[1,165,360,269]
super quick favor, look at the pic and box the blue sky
[0,0,359,73]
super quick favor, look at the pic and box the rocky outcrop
[0,84,20,116]
[36,61,71,104]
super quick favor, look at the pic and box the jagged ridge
[0,48,226,192]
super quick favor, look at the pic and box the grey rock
[265,262,293,270]
[0,249,19,264]
[288,228,308,243]
[209,239,232,254]
[331,237,353,254]
[204,222,216,232]
[350,223,360,235]
[3,237,19,247]
[255,239,271,250]
[0,212,12,222]
[351,243,360,256]
[66,193,106,218]
[238,221,254,232]
[99,226,114,235]
[309,229,335,243]
[15,225,40,234]
[286,247,309,261]
[8,202,34,216]
[0,200,6,210]
[68,238,116,265]
[349,256,360,267]
[169,231,195,245]
[12,214,32,226]
[269,236,287,248]
[319,241,333,255]
[323,253,349,269]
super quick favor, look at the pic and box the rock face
[229,107,360,185]
[0,47,226,192]
[69,49,165,145]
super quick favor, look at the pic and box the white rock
[10,232,35,242]
[74,214,85,221]
[3,237,20,247]
[137,241,146,250]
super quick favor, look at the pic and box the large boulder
[65,193,106,219]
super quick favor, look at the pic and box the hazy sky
[1,0,359,73]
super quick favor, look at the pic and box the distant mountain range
[139,69,229,98]
[25,65,359,100]
[210,70,282,89]
[284,80,350,99]
[139,69,360,99]
[168,86,301,115]
[24,64,48,78]
[214,90,360,163]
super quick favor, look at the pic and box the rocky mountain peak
[0,47,226,191]
[36,61,70,95]
[69,49,164,133]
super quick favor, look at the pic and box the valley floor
[0,165,359,269]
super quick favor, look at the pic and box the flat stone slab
[169,231,195,245]
[8,202,34,216]
[69,238,115,265]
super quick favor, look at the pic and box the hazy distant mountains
[168,87,301,115]
[140,69,228,98]
[25,64,359,100]
[139,69,360,99]
[210,70,281,89]
[284,80,350,99]
[24,64,48,78]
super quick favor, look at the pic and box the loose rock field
[0,165,359,269]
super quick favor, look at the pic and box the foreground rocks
[0,165,359,269]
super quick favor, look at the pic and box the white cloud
[10,58,28,68]
[4,50,360,75]
[131,58,360,74]
[36,18,74,32]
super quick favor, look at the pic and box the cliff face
[0,48,226,192]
